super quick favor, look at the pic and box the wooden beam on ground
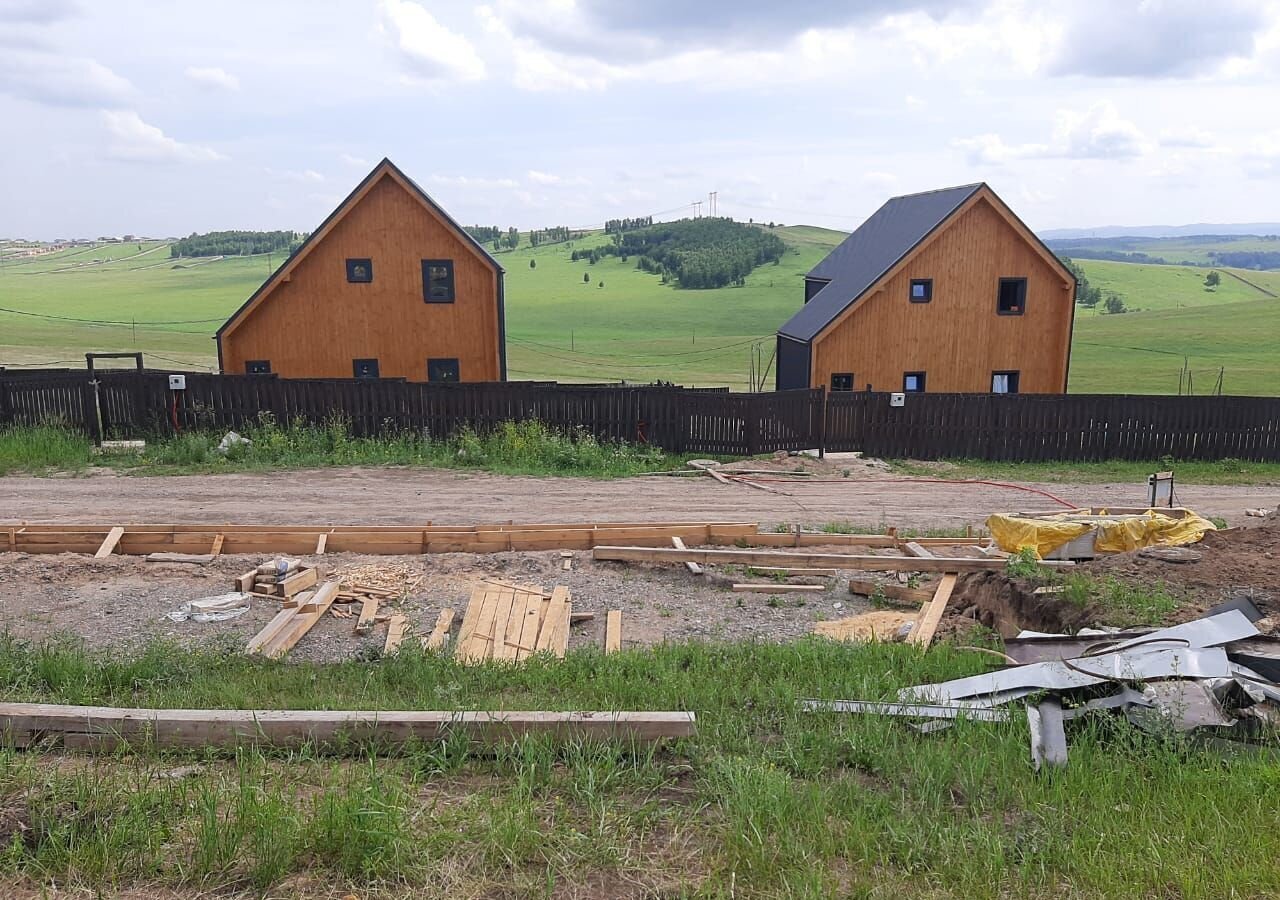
[593,546,1010,573]
[901,541,935,559]
[384,615,408,655]
[672,536,702,574]
[279,566,320,598]
[235,569,257,593]
[245,599,306,655]
[0,703,697,750]
[422,608,455,651]
[534,586,571,657]
[355,597,379,634]
[146,552,214,565]
[604,610,622,654]
[210,533,224,558]
[260,582,339,659]
[732,583,827,593]
[315,532,328,555]
[847,579,934,606]
[909,574,958,649]
[453,588,486,661]
[93,527,124,560]
[747,566,837,578]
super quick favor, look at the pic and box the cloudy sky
[3,0,1280,239]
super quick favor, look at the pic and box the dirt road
[3,467,1271,527]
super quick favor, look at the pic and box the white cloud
[100,110,225,163]
[340,153,370,167]
[1052,102,1149,159]
[953,133,1048,165]
[0,50,131,107]
[1159,128,1216,149]
[184,65,239,91]
[378,0,486,82]
[527,169,561,185]
[429,173,519,189]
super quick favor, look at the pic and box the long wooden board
[593,546,1009,573]
[0,703,696,750]
[604,610,622,653]
[93,526,124,559]
[847,579,934,605]
[909,574,958,648]
[260,582,339,659]
[732,583,827,593]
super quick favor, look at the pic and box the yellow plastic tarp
[987,509,1217,558]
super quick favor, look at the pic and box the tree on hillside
[1204,270,1221,290]
[583,272,591,283]
[1104,293,1127,314]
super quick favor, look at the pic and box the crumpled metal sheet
[1128,681,1235,732]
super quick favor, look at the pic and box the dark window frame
[245,360,271,375]
[427,357,461,383]
[909,278,933,303]
[346,258,373,283]
[997,277,1027,316]
[422,259,456,303]
[903,371,926,393]
[992,370,1021,394]
[830,373,854,392]
[352,358,380,380]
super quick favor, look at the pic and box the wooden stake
[210,533,224,558]
[315,532,328,555]
[909,573,958,648]
[93,526,124,559]
[672,536,702,574]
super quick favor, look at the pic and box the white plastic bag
[168,592,252,623]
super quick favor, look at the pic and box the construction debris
[814,611,916,642]
[806,609,1280,768]
[732,583,827,593]
[167,592,252,623]
[988,507,1218,560]
[146,552,215,565]
[455,583,572,664]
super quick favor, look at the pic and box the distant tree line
[572,217,786,289]
[466,226,503,242]
[1207,250,1280,270]
[171,230,303,258]
[529,226,577,247]
[604,216,652,235]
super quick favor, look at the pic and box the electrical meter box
[889,392,905,408]
[168,374,187,390]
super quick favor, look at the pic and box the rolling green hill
[1,228,1277,394]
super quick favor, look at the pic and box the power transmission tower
[692,200,703,217]
[708,191,717,217]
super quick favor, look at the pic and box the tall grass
[0,636,1276,896]
[0,419,686,478]
[0,424,91,475]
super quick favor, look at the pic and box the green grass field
[3,228,1278,393]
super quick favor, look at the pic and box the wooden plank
[0,703,697,749]
[261,582,339,659]
[604,610,622,653]
[453,588,486,658]
[458,590,501,663]
[495,589,530,662]
[489,588,519,661]
[279,566,320,598]
[422,608,455,651]
[901,541,935,559]
[210,533,224,558]
[245,604,302,655]
[534,586,571,657]
[732,583,827,593]
[909,574,958,648]
[847,578,934,605]
[515,592,545,662]
[93,526,124,559]
[355,597,379,634]
[746,566,837,577]
[234,568,257,593]
[672,536,702,575]
[593,545,1010,573]
[146,552,215,565]
[315,532,328,555]
[384,615,408,655]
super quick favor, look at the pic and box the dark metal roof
[777,183,984,342]
[216,157,503,342]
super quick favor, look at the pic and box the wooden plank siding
[219,163,503,383]
[811,192,1075,394]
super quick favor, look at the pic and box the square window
[422,259,455,302]
[830,373,854,392]
[903,371,926,393]
[427,357,460,383]
[245,360,271,375]
[997,278,1027,315]
[353,358,380,380]
[909,278,932,303]
[346,258,373,283]
[992,371,1020,394]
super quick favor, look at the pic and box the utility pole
[692,200,703,218]
[708,191,717,217]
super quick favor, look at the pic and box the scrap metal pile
[808,604,1280,768]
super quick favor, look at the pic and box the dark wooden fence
[3,370,1279,461]
[825,391,1280,461]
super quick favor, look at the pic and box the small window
[346,258,373,283]
[245,360,271,375]
[909,278,932,303]
[903,371,926,393]
[992,371,1020,394]
[830,373,854,392]
[427,358,460,383]
[997,278,1026,315]
[353,358,380,380]
[422,259,455,302]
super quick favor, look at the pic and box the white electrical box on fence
[889,392,905,408]
[168,374,186,390]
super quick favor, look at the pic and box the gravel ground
[0,544,902,661]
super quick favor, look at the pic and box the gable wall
[811,196,1073,393]
[220,175,501,381]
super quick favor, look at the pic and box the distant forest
[1208,251,1280,270]
[571,218,786,289]
[171,230,303,258]
[466,225,580,250]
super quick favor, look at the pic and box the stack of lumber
[333,562,425,597]
[246,582,340,659]
[455,581,572,664]
[236,559,319,598]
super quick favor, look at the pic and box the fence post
[746,393,761,456]
[817,387,827,459]
[80,376,102,443]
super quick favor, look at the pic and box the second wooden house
[217,158,506,382]
[775,183,1076,394]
